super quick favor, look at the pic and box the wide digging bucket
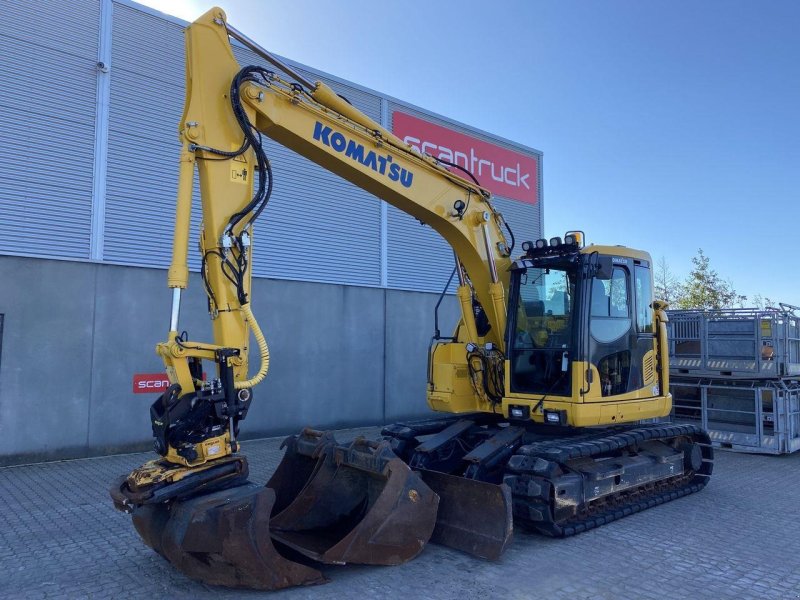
[130,483,325,590]
[267,431,439,565]
[418,469,513,560]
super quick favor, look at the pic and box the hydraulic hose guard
[234,302,269,390]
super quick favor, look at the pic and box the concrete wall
[0,256,459,465]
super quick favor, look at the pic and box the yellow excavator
[110,8,714,590]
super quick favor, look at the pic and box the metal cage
[668,306,800,379]
[670,379,800,454]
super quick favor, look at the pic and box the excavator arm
[175,7,513,351]
[150,7,517,469]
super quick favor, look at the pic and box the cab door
[633,261,658,394]
[586,258,656,399]
[587,263,635,398]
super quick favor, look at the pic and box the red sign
[133,373,170,394]
[392,111,538,205]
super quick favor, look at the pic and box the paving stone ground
[1,426,799,600]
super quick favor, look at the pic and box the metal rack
[670,379,800,454]
[668,306,800,379]
[666,304,800,454]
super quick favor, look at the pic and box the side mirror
[595,256,613,280]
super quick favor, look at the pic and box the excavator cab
[501,234,667,426]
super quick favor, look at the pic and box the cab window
[635,265,654,334]
[590,267,631,343]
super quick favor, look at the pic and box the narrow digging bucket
[131,483,325,590]
[265,429,337,516]
[417,469,513,560]
[267,433,439,565]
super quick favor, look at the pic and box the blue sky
[141,0,799,303]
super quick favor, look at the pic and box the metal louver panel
[103,4,203,271]
[0,1,99,259]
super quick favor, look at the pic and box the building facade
[0,0,542,464]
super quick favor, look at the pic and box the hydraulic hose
[234,303,270,389]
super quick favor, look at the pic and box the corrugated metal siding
[242,139,382,284]
[493,196,541,253]
[4,0,100,56]
[0,1,99,259]
[386,102,542,291]
[0,0,542,293]
[103,4,381,286]
[386,207,454,293]
[103,4,202,270]
[231,47,382,285]
[385,197,540,294]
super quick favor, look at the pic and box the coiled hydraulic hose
[234,302,270,389]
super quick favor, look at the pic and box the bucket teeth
[132,484,325,590]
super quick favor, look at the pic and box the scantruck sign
[133,371,207,393]
[133,373,170,393]
[392,111,539,205]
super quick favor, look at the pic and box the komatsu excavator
[110,8,714,590]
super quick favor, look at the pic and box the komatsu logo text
[313,122,413,188]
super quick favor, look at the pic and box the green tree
[654,255,681,307]
[675,248,746,310]
[751,294,776,310]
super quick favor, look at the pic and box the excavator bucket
[265,429,337,516]
[130,483,325,590]
[418,469,513,560]
[115,428,438,589]
[267,430,439,565]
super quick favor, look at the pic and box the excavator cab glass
[508,265,577,395]
[508,248,658,401]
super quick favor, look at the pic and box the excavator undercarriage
[384,416,714,537]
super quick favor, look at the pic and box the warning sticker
[230,165,249,184]
[230,151,249,184]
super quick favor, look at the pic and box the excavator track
[504,423,714,537]
[383,418,714,554]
